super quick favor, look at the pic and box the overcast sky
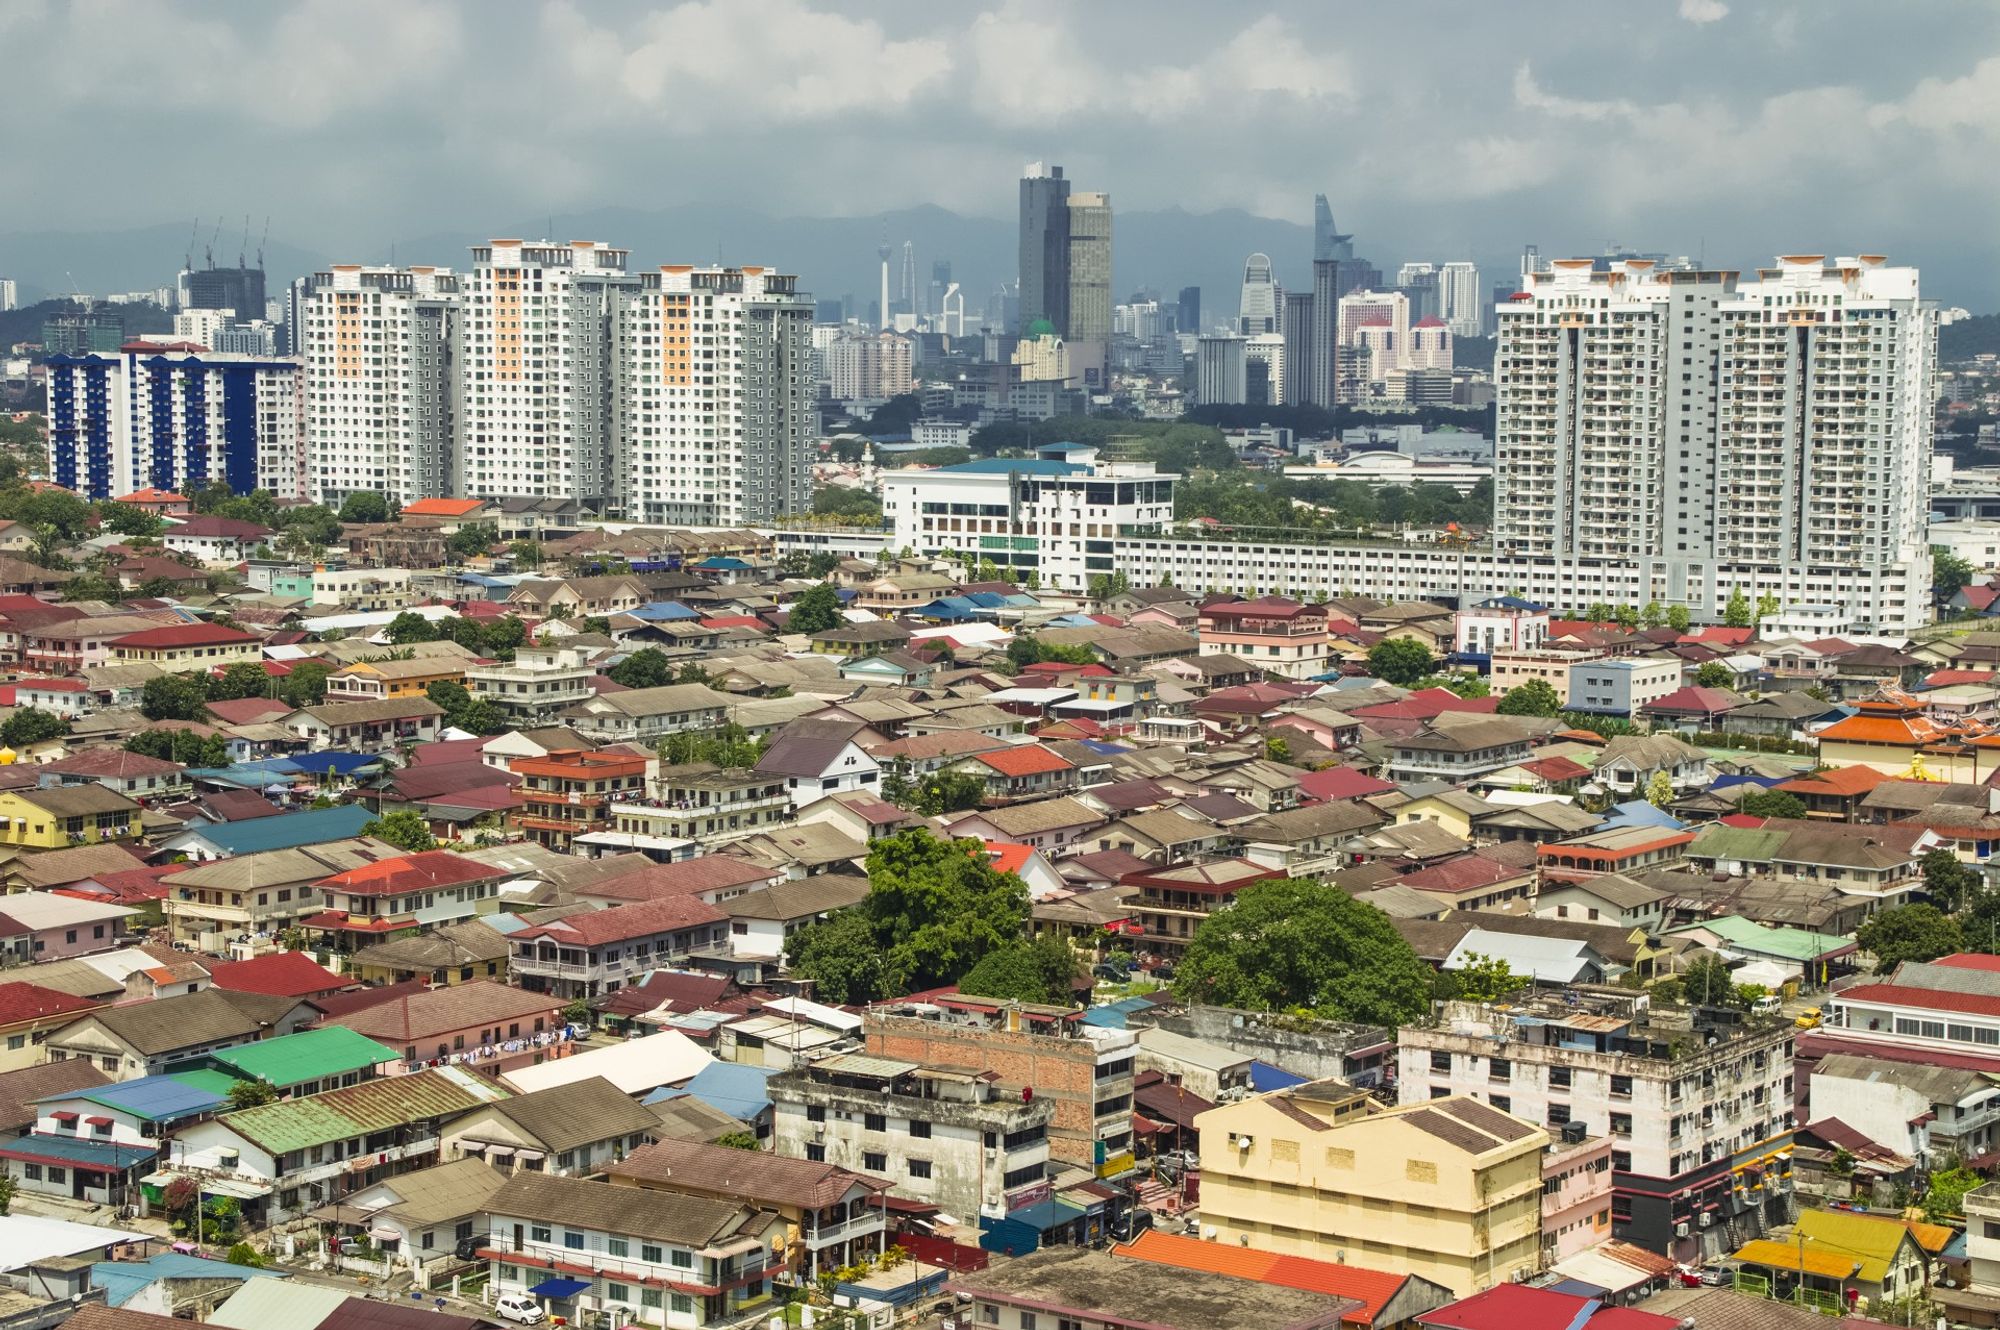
[6,0,1999,305]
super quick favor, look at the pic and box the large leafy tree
[1722,588,1753,628]
[1496,678,1561,718]
[207,661,272,701]
[1441,951,1529,1004]
[1935,549,1977,605]
[279,661,332,708]
[1174,878,1434,1025]
[1366,637,1433,686]
[386,611,441,646]
[1736,790,1806,820]
[1857,904,1964,974]
[787,583,843,635]
[140,673,211,722]
[1922,848,1979,913]
[785,910,889,1004]
[0,707,68,748]
[1678,954,1744,1008]
[608,648,674,689]
[787,829,1030,999]
[127,729,230,767]
[337,492,393,525]
[958,935,1085,1006]
[361,810,437,853]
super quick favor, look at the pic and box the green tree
[0,1171,12,1215]
[207,661,272,701]
[1857,904,1964,974]
[1584,602,1615,624]
[337,492,393,524]
[1666,604,1692,633]
[126,729,230,767]
[957,935,1085,1006]
[60,574,125,603]
[861,829,1031,992]
[1449,951,1530,1003]
[909,769,987,817]
[1174,878,1434,1025]
[1265,735,1292,763]
[1756,592,1781,622]
[787,582,843,635]
[1641,601,1666,629]
[715,1130,762,1151]
[0,707,68,749]
[562,998,593,1027]
[785,909,891,1004]
[280,660,332,708]
[1613,604,1640,631]
[1006,635,1097,670]
[1723,587,1753,628]
[508,540,544,568]
[1736,790,1806,819]
[1678,954,1744,1007]
[1924,1165,1983,1223]
[657,723,763,768]
[448,525,497,560]
[225,1080,277,1110]
[225,1242,265,1269]
[1935,548,1978,605]
[1694,661,1733,690]
[1644,770,1675,807]
[385,611,442,645]
[1366,637,1433,686]
[140,673,211,722]
[98,502,166,538]
[608,647,675,689]
[360,810,437,853]
[1496,678,1562,718]
[1921,848,1980,913]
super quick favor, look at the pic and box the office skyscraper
[1177,286,1202,334]
[1282,291,1313,407]
[899,240,917,319]
[1019,162,1071,336]
[1238,253,1279,334]
[1439,262,1483,338]
[1195,335,1247,406]
[1493,255,1933,589]
[302,264,459,506]
[1065,191,1113,386]
[1314,195,1354,263]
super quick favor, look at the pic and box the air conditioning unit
[1675,1222,1690,1238]
[1697,1212,1713,1228]
[1512,1268,1532,1283]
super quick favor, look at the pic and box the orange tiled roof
[401,498,487,517]
[1113,1230,1403,1326]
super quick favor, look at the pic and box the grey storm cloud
[4,0,1999,305]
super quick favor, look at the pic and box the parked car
[1092,963,1131,981]
[494,1293,547,1325]
[1795,1007,1823,1029]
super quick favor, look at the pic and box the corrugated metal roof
[52,1073,228,1122]
[219,1066,508,1156]
[210,1027,398,1087]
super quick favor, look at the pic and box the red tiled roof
[985,842,1037,876]
[0,980,103,1028]
[581,855,777,902]
[201,697,297,726]
[1684,626,1756,647]
[43,748,183,779]
[1778,765,1892,797]
[402,498,487,517]
[972,745,1074,778]
[16,677,90,694]
[1718,814,1767,829]
[1933,953,2000,972]
[319,850,499,898]
[1838,983,2000,1019]
[115,488,188,505]
[1419,1284,1679,1330]
[515,894,725,946]
[1400,855,1519,895]
[1296,766,1398,802]
[109,623,261,649]
[1926,669,1999,687]
[165,515,270,539]
[1347,688,1499,721]
[1640,685,1743,715]
[207,950,352,999]
[1520,755,1591,782]
[1114,1229,1405,1327]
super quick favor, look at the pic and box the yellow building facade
[1195,1083,1547,1297]
[0,787,144,849]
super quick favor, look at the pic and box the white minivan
[494,1293,546,1325]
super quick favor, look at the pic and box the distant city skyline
[2,2,1996,307]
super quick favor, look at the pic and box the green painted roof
[218,1065,508,1156]
[1688,825,1789,862]
[1668,914,1851,962]
[210,1027,398,1088]
[169,1069,244,1097]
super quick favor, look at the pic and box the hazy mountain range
[0,205,1520,323]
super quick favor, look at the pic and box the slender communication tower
[877,223,892,331]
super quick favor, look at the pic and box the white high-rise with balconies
[1494,254,1934,615]
[302,264,458,505]
[610,265,814,526]
[456,239,636,502]
[1439,261,1483,337]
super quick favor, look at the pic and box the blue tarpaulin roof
[185,766,296,790]
[648,1062,776,1122]
[43,1073,227,1122]
[1597,800,1689,831]
[1006,1199,1085,1232]
[1710,774,1785,792]
[629,601,701,622]
[91,1254,285,1307]
[279,752,380,776]
[1249,1061,1309,1092]
[175,804,375,854]
[1075,740,1133,755]
[0,1132,158,1172]
[530,1278,591,1299]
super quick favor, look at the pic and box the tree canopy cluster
[385,610,529,661]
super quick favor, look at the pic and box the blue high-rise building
[46,343,302,500]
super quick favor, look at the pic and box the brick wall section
[865,1014,1125,1169]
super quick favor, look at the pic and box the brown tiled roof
[755,718,869,778]
[61,987,266,1055]
[609,1137,891,1209]
[486,1170,769,1247]
[0,1056,110,1131]
[480,1075,664,1153]
[8,840,149,888]
[333,980,562,1043]
[515,894,725,946]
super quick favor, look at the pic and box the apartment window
[909,1159,932,1179]
[641,1244,663,1264]
[806,1144,825,1162]
[864,1112,886,1132]
[642,1290,663,1310]
[807,1105,826,1123]
[563,1231,585,1250]
[1491,1095,1511,1114]
[1610,1075,1633,1098]
[1548,1103,1571,1127]
[1429,1051,1451,1073]
[672,1295,694,1315]
[1020,1315,1038,1330]
[608,1237,629,1258]
[910,1119,931,1139]
[1610,1114,1633,1136]
[864,1152,887,1172]
[1489,1058,1511,1081]
[530,1225,552,1243]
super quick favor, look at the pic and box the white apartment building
[467,641,597,723]
[1194,334,1246,406]
[1493,254,1934,608]
[303,263,458,505]
[1398,998,1797,1262]
[612,265,815,526]
[1440,260,1483,337]
[880,443,1177,591]
[457,239,636,503]
[46,344,303,501]
[824,330,913,401]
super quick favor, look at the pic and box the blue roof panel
[53,1073,230,1121]
[1249,1061,1309,1092]
[181,805,376,854]
[935,458,1083,477]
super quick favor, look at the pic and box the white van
[494,1293,546,1325]
[1751,994,1783,1016]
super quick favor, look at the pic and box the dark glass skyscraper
[1018,162,1070,335]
